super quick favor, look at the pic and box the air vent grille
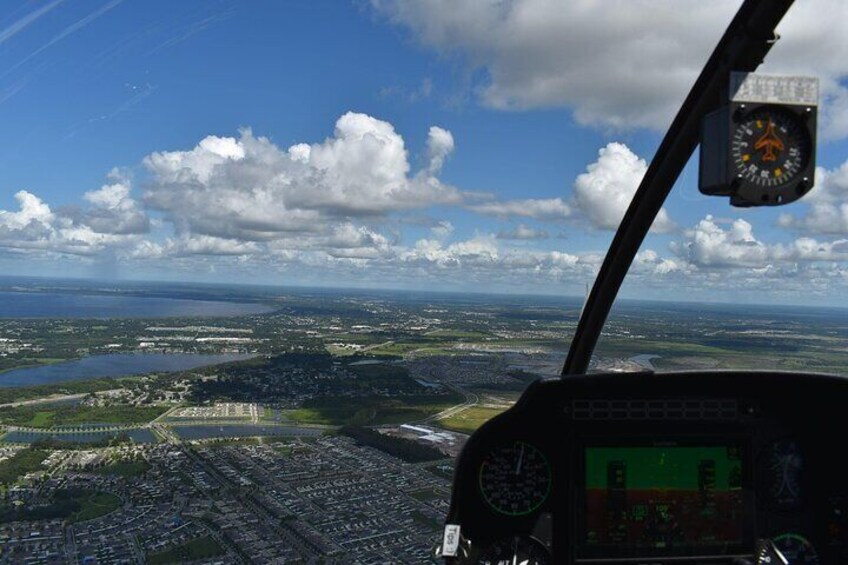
[570,399,738,421]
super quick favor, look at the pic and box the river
[0,353,254,387]
[0,290,273,319]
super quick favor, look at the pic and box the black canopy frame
[562,0,796,376]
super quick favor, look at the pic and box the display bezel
[574,435,755,562]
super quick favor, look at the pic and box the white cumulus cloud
[0,190,54,232]
[778,161,848,235]
[80,170,150,235]
[143,113,461,241]
[573,142,674,233]
[0,200,129,256]
[372,0,848,136]
[672,215,769,268]
[672,215,848,270]
[467,197,571,221]
[497,223,549,240]
[426,125,455,174]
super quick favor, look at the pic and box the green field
[70,490,122,522]
[95,460,151,478]
[27,411,54,427]
[287,392,463,426]
[147,535,224,564]
[595,335,848,376]
[0,357,67,375]
[0,488,121,524]
[366,342,458,357]
[0,405,168,427]
[437,406,507,434]
[425,329,492,339]
[0,447,47,485]
[0,378,121,405]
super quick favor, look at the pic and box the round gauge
[478,535,550,565]
[478,440,551,516]
[759,534,820,564]
[769,440,803,509]
[731,105,812,189]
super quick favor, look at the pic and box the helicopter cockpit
[438,1,843,563]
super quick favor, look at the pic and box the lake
[0,291,273,319]
[2,428,157,444]
[0,353,254,387]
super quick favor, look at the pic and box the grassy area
[95,460,150,478]
[286,392,463,427]
[274,444,295,456]
[594,336,848,376]
[0,447,47,485]
[366,342,435,356]
[71,490,122,523]
[147,536,224,565]
[425,329,491,339]
[0,357,68,375]
[0,488,120,524]
[0,405,168,427]
[0,377,120,405]
[437,406,507,434]
[27,411,54,427]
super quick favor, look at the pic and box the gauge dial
[478,535,550,565]
[769,440,803,509]
[479,440,551,516]
[758,534,820,565]
[731,106,812,189]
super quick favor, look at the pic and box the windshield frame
[562,0,794,376]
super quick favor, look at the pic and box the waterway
[0,291,272,319]
[2,428,157,444]
[630,354,661,371]
[0,353,254,387]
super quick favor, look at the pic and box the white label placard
[730,72,819,106]
[442,524,461,557]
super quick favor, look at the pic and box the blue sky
[2,0,848,304]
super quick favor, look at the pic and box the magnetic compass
[731,106,812,190]
[699,73,818,207]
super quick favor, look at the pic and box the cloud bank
[371,0,848,137]
[2,111,848,299]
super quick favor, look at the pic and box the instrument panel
[440,371,848,564]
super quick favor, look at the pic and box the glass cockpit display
[583,445,745,554]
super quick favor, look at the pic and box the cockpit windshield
[0,1,846,564]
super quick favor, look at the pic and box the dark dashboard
[440,371,848,564]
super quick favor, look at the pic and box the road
[417,384,478,425]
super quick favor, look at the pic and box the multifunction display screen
[584,445,744,551]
